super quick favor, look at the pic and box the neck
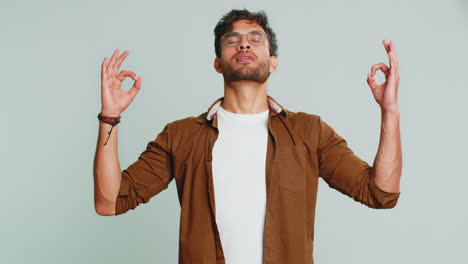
[221,80,269,114]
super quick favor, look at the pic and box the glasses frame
[220,30,269,47]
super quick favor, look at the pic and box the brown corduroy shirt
[114,94,401,264]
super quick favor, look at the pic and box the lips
[236,53,255,62]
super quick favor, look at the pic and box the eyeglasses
[220,30,268,47]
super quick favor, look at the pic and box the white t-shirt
[211,105,270,264]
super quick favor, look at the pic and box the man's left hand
[366,40,400,113]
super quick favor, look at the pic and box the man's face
[214,19,278,83]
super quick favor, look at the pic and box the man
[94,9,402,264]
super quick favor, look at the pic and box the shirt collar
[195,95,288,124]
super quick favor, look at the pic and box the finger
[108,48,120,73]
[371,63,385,74]
[383,40,390,53]
[114,50,130,71]
[101,57,108,79]
[388,41,398,76]
[367,73,378,89]
[384,39,394,72]
[394,54,399,80]
[391,40,399,72]
[116,70,137,81]
[371,63,390,76]
[116,70,136,81]
[390,48,397,77]
[128,77,142,99]
[386,41,394,70]
[380,64,390,75]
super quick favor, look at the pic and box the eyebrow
[224,31,240,36]
[223,30,265,37]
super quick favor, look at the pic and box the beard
[219,57,271,84]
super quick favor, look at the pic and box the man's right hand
[100,48,142,117]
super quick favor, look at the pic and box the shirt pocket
[275,144,308,192]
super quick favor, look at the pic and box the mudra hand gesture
[101,49,143,117]
[367,40,400,113]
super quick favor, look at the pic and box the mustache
[234,51,257,60]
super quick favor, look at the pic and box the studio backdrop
[2,0,467,263]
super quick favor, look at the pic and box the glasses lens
[223,32,240,46]
[248,31,265,45]
[222,31,266,46]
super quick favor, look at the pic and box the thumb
[128,77,142,99]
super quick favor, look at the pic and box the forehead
[230,19,265,33]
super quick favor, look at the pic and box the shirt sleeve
[115,123,174,215]
[316,116,400,209]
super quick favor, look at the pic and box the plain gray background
[2,0,467,263]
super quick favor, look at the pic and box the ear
[214,57,223,73]
[269,56,278,73]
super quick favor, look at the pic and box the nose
[236,35,251,52]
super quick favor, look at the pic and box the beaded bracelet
[98,113,121,145]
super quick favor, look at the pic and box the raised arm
[317,40,403,209]
[94,48,142,216]
[366,40,402,193]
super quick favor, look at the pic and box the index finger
[116,70,137,81]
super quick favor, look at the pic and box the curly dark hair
[213,9,278,58]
